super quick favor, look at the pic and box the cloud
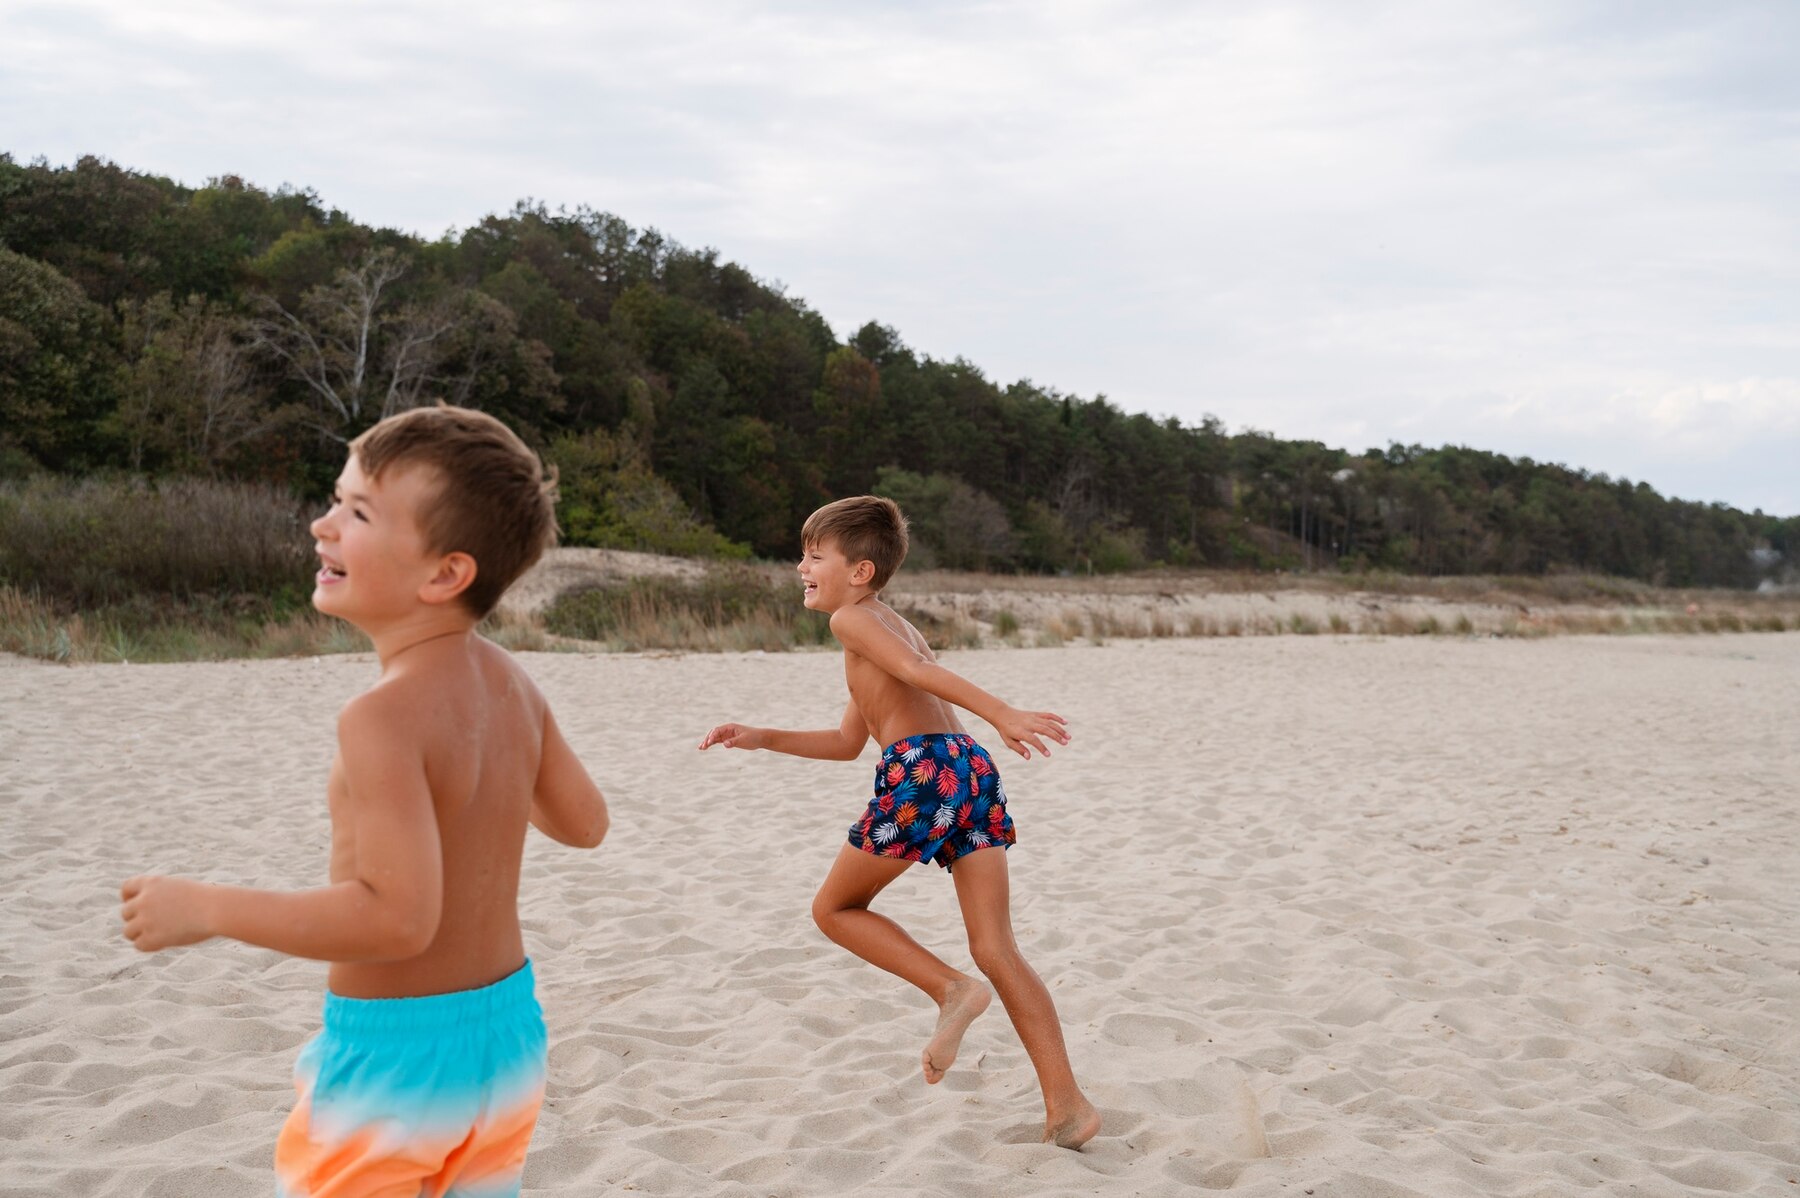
[2,0,1795,512]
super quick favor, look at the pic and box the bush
[0,584,363,663]
[542,565,830,651]
[548,430,748,559]
[0,475,312,607]
[1084,524,1149,574]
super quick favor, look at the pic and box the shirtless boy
[120,405,609,1197]
[699,495,1100,1149]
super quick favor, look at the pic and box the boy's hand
[995,707,1071,760]
[698,723,765,751]
[120,875,217,952]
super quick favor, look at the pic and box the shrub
[542,566,830,651]
[0,584,364,663]
[1084,524,1148,574]
[547,430,748,559]
[0,475,311,608]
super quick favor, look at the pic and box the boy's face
[798,538,874,612]
[310,454,446,629]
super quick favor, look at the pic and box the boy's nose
[309,511,331,540]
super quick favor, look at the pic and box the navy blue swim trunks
[849,733,1016,870]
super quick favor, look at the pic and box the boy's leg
[812,845,965,999]
[951,847,1100,1149]
[812,844,993,1081]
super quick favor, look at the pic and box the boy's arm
[698,700,869,761]
[530,707,609,848]
[829,605,1069,759]
[121,696,444,960]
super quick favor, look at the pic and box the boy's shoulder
[830,601,938,680]
[829,597,904,632]
[336,671,428,746]
[831,598,925,644]
[338,637,540,735]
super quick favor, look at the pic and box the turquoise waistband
[322,959,538,1037]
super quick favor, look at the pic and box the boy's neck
[360,609,480,668]
[828,589,880,614]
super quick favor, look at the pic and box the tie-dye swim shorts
[849,732,1016,870]
[275,959,547,1198]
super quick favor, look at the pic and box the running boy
[120,405,610,1197]
[698,496,1100,1149]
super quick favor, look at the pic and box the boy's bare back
[326,634,547,1000]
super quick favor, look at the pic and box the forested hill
[3,154,1793,587]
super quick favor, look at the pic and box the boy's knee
[809,894,838,933]
[968,938,1018,978]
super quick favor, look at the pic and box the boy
[120,405,610,1197]
[698,495,1100,1149]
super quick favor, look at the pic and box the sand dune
[2,634,1797,1196]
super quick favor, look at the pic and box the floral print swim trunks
[849,732,1016,870]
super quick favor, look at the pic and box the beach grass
[3,477,1795,666]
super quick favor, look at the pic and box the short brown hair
[350,404,559,618]
[802,495,909,590]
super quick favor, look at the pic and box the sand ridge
[2,635,1798,1195]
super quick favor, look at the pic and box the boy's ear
[851,558,876,586]
[419,551,478,607]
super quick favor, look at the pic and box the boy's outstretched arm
[699,699,869,761]
[829,606,1070,759]
[121,695,444,960]
[530,707,609,848]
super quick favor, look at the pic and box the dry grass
[884,565,1799,648]
[6,545,1796,664]
[0,476,311,608]
[0,585,366,663]
[540,566,836,653]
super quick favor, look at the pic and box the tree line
[3,154,1793,587]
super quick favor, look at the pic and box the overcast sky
[7,0,1798,514]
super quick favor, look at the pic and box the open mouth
[317,562,347,584]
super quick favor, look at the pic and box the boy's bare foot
[1043,1096,1102,1149]
[922,979,991,1083]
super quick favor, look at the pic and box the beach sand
[3,634,1797,1196]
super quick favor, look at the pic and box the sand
[2,634,1798,1196]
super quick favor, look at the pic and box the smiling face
[309,454,447,632]
[798,537,874,613]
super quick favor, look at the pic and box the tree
[546,427,744,557]
[112,293,277,473]
[247,249,545,441]
[813,347,888,494]
[873,468,1016,572]
[0,247,115,469]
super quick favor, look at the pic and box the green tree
[547,428,745,557]
[873,468,1016,572]
[0,247,116,469]
[112,292,278,473]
